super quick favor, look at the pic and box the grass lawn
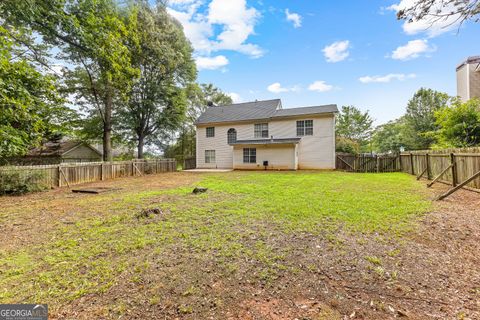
[0,171,435,319]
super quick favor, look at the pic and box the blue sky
[167,0,480,124]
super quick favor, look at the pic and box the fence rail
[337,149,480,195]
[0,159,177,189]
[336,153,401,173]
[400,150,480,191]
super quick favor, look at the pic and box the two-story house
[195,99,337,170]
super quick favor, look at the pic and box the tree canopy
[2,0,140,160]
[434,98,480,148]
[118,2,196,158]
[336,105,374,152]
[0,27,73,158]
[403,88,451,150]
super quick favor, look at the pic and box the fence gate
[183,157,196,170]
[336,153,400,173]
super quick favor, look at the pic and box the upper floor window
[254,123,269,138]
[297,120,313,136]
[206,127,215,138]
[227,128,237,144]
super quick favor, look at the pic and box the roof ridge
[217,98,280,108]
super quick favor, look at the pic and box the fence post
[450,153,457,187]
[100,163,104,181]
[57,165,62,187]
[410,153,414,175]
[426,153,431,180]
[376,155,380,173]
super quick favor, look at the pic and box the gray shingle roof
[229,138,301,145]
[195,99,337,125]
[195,99,281,125]
[272,104,338,118]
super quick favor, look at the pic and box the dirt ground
[1,173,479,320]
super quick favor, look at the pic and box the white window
[206,127,215,138]
[254,123,269,138]
[243,148,256,163]
[205,150,215,163]
[296,120,313,136]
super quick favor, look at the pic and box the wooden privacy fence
[400,149,480,198]
[336,153,401,173]
[183,157,196,170]
[0,159,177,189]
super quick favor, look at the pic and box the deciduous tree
[0,27,72,157]
[403,88,451,149]
[336,105,374,151]
[434,98,480,147]
[118,2,196,158]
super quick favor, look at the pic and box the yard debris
[192,187,208,194]
[136,207,163,219]
[72,187,121,194]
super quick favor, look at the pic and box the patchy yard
[0,171,479,319]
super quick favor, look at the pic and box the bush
[0,169,47,195]
[336,136,360,154]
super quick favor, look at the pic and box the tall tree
[118,2,196,158]
[164,83,232,161]
[2,0,140,161]
[336,105,374,151]
[372,117,412,153]
[434,98,480,147]
[0,27,72,157]
[403,88,451,149]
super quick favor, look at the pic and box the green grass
[0,171,431,310]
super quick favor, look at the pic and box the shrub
[0,169,47,195]
[336,136,360,154]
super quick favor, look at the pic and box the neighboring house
[92,143,136,159]
[195,99,337,170]
[12,139,103,165]
[457,56,480,101]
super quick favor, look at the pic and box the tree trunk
[137,135,145,159]
[103,88,113,162]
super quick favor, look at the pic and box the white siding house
[195,99,337,170]
[457,56,480,101]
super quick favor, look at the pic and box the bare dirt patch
[0,172,201,251]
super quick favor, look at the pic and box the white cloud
[308,81,333,92]
[322,40,350,63]
[390,39,436,60]
[195,55,229,70]
[285,9,302,28]
[168,0,264,60]
[267,82,289,93]
[359,73,416,83]
[267,82,301,93]
[228,92,242,103]
[387,0,462,37]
